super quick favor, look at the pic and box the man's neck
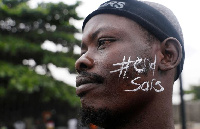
[107,94,174,129]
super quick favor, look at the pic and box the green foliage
[0,61,79,106]
[0,0,82,109]
[2,0,29,8]
[185,84,200,100]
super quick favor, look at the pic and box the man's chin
[79,106,110,127]
[79,106,130,128]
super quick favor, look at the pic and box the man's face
[75,14,159,125]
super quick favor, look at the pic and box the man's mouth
[76,72,104,97]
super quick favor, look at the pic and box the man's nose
[75,54,94,73]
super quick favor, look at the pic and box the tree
[185,84,200,100]
[0,0,81,124]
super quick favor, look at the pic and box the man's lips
[76,71,104,97]
[76,77,99,97]
[76,77,98,87]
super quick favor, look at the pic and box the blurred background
[0,0,199,129]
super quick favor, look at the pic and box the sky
[28,0,200,104]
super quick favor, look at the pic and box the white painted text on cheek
[110,55,164,92]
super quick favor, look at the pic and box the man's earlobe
[158,37,182,71]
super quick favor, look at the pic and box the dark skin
[75,14,182,129]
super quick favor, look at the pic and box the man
[75,0,185,129]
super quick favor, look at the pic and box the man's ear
[158,37,182,71]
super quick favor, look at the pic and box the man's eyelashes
[97,38,116,49]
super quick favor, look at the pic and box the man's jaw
[79,106,131,129]
[79,106,111,127]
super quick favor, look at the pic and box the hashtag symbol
[110,56,134,78]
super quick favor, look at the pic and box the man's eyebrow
[81,27,112,49]
[91,28,103,40]
[91,27,119,40]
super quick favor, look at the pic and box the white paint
[133,55,156,75]
[129,77,141,92]
[125,77,164,92]
[154,81,164,92]
[141,81,149,92]
[133,57,145,74]
[110,56,134,78]
[149,55,156,76]
[110,55,164,92]
[110,55,156,77]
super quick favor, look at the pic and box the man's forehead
[82,14,140,38]
[84,14,137,29]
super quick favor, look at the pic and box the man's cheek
[109,55,164,93]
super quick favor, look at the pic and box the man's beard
[79,106,131,128]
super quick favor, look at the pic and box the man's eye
[97,38,116,49]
